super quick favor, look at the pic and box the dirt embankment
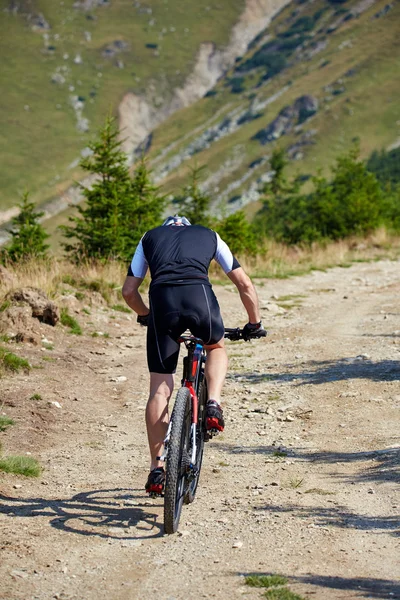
[0,259,399,600]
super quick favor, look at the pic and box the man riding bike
[122,215,265,494]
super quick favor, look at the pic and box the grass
[0,416,15,431]
[264,590,305,600]
[245,575,288,588]
[288,477,304,489]
[273,450,288,458]
[42,342,54,351]
[60,308,82,335]
[0,347,31,373]
[111,304,131,313]
[30,393,42,401]
[0,455,41,477]
[305,487,335,495]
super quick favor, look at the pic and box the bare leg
[204,339,228,403]
[146,373,174,470]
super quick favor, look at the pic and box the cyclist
[122,215,265,494]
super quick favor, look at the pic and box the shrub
[2,192,50,264]
[216,211,257,256]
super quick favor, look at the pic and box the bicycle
[155,326,266,534]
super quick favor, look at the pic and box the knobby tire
[184,376,207,504]
[164,387,191,534]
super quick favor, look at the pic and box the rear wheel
[184,376,207,504]
[164,387,191,534]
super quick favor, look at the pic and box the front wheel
[164,387,191,534]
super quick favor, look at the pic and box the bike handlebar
[224,327,267,341]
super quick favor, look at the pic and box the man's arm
[227,267,260,324]
[122,276,149,316]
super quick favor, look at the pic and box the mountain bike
[157,326,266,534]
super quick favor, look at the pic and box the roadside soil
[0,259,399,600]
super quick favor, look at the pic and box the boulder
[6,288,60,326]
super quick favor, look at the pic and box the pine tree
[2,192,50,264]
[60,117,165,261]
[176,165,211,226]
[216,211,257,256]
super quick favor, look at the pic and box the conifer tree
[176,165,211,226]
[61,116,164,261]
[2,192,49,263]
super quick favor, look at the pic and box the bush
[256,146,385,244]
[0,347,31,373]
[2,193,49,264]
[216,211,257,256]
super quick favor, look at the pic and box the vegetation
[1,193,50,264]
[176,165,212,227]
[245,575,288,588]
[60,308,82,335]
[0,455,41,477]
[0,347,31,373]
[367,147,400,188]
[256,146,399,245]
[0,416,15,432]
[60,117,165,262]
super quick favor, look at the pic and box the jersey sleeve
[127,238,148,278]
[214,232,241,274]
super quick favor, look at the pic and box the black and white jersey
[128,224,240,286]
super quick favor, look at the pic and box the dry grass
[1,230,399,302]
[211,229,400,281]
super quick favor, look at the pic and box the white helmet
[162,215,191,227]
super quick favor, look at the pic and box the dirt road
[0,259,399,600]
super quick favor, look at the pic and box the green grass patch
[264,589,305,600]
[0,416,15,431]
[0,455,41,477]
[0,334,11,343]
[273,450,287,458]
[246,575,288,588]
[42,342,54,351]
[60,308,82,335]
[41,356,56,363]
[305,487,335,495]
[0,301,11,313]
[75,292,85,301]
[30,393,42,401]
[0,347,31,373]
[111,304,131,313]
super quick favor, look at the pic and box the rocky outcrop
[6,288,60,326]
[254,95,318,144]
[119,0,291,159]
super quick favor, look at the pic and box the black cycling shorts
[147,283,225,374]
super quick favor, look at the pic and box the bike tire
[184,376,207,504]
[164,387,191,534]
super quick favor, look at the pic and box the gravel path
[1,259,399,600]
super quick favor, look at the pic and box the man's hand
[137,314,150,327]
[242,321,267,341]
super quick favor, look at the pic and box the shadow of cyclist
[0,488,163,540]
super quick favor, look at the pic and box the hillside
[146,0,400,213]
[1,0,399,241]
[0,0,264,211]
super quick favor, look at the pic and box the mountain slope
[0,0,247,209]
[146,0,400,213]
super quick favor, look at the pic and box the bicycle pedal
[146,483,164,497]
